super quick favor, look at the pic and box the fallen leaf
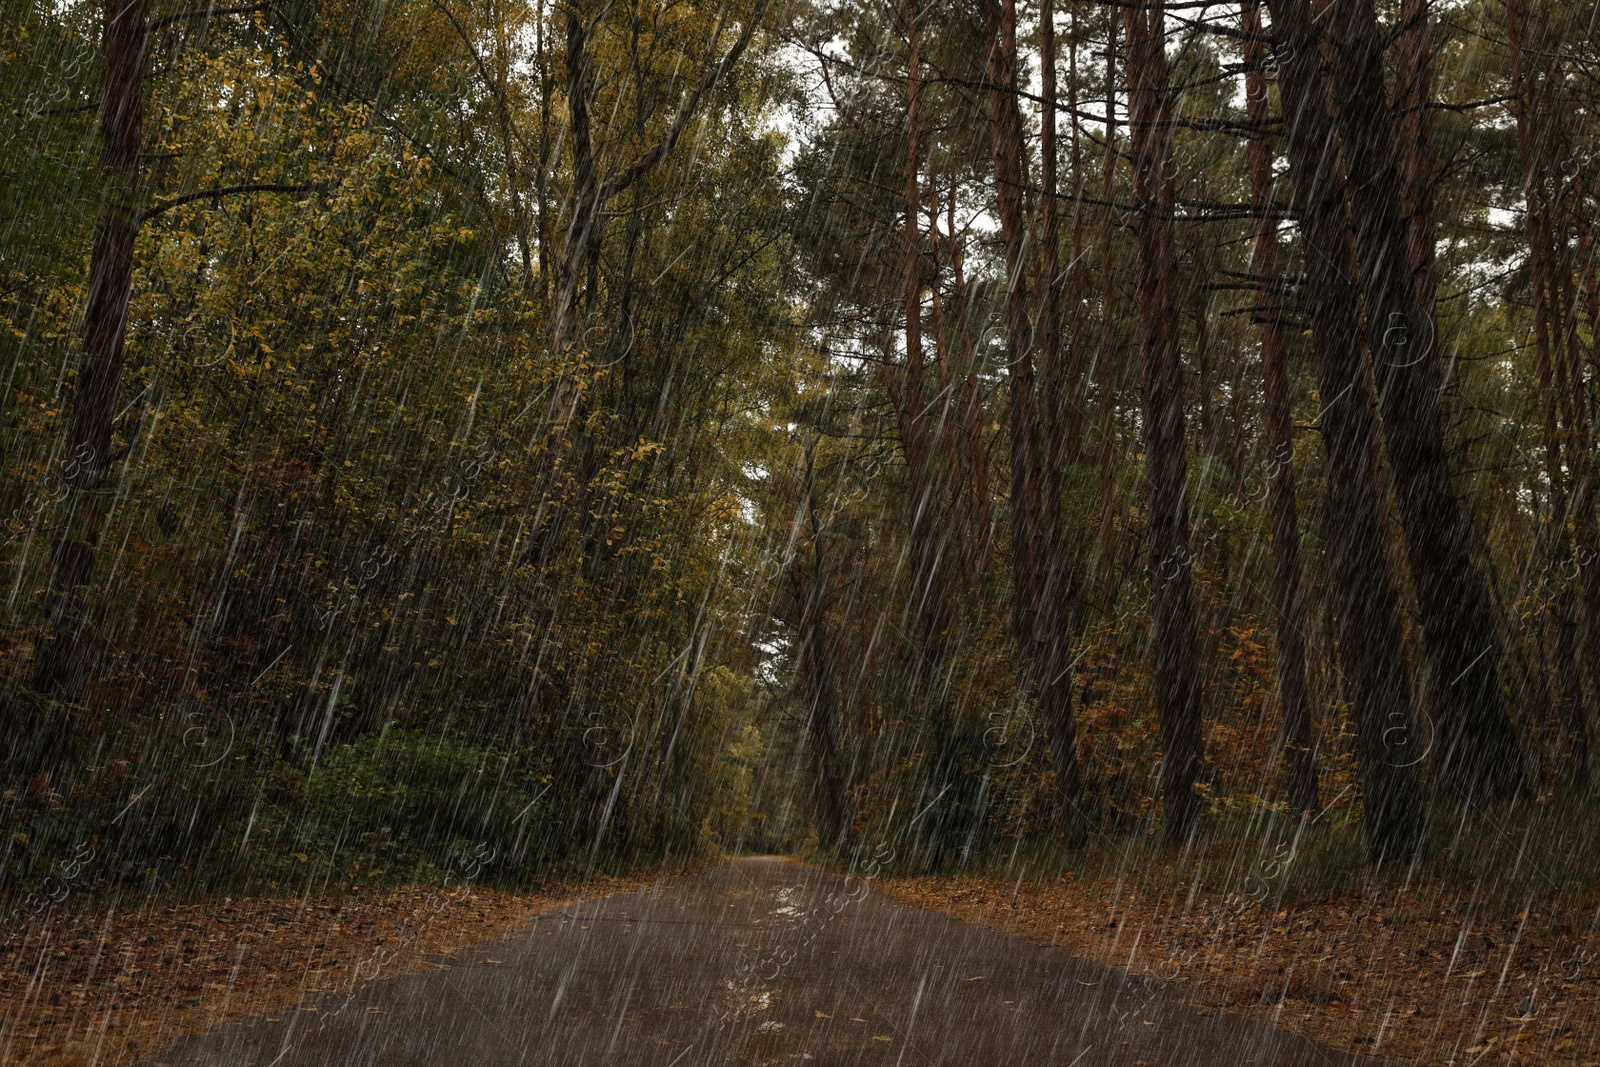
[814,1010,831,1018]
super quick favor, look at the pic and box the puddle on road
[771,885,806,919]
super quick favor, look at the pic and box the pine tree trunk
[1063,22,1089,464]
[1242,0,1318,816]
[1266,0,1427,861]
[1508,0,1589,789]
[1398,0,1439,317]
[1036,0,1086,844]
[801,449,851,849]
[899,0,958,813]
[1569,192,1600,787]
[1315,0,1525,805]
[945,194,994,578]
[984,0,1042,701]
[1094,12,1121,616]
[1125,0,1205,842]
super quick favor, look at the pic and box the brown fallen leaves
[875,874,1600,1067]
[0,872,664,1067]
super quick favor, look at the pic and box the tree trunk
[1314,0,1524,805]
[1124,0,1205,842]
[32,0,148,715]
[534,0,553,308]
[984,0,1041,697]
[553,6,599,364]
[1266,0,1427,860]
[1094,11,1120,616]
[1397,0,1439,318]
[946,192,994,578]
[1569,191,1600,786]
[1510,0,1592,790]
[800,448,851,849]
[898,0,958,809]
[1036,0,1085,844]
[1063,20,1089,463]
[1242,0,1318,816]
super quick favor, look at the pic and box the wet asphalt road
[147,857,1392,1067]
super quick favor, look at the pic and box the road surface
[147,857,1390,1066]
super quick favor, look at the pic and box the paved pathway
[148,858,1391,1066]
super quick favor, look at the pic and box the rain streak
[2,0,1599,1064]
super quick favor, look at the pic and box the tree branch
[1425,94,1518,112]
[145,3,269,33]
[599,0,773,202]
[140,183,323,223]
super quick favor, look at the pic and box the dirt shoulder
[0,870,675,1066]
[874,873,1600,1067]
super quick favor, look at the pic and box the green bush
[285,728,554,886]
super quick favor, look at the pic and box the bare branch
[599,0,773,201]
[140,183,323,223]
[145,3,268,33]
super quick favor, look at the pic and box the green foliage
[1,0,786,895]
[291,728,554,884]
[2,0,1597,905]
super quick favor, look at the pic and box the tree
[1241,0,1317,815]
[896,0,954,791]
[1316,0,1525,805]
[1507,0,1593,789]
[1266,0,1428,860]
[1035,0,1086,845]
[1124,0,1205,842]
[28,0,149,724]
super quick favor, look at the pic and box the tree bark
[898,0,958,810]
[1509,0,1591,790]
[985,0,1088,840]
[1265,0,1427,860]
[549,1,767,425]
[1242,0,1317,816]
[984,0,1042,699]
[1397,0,1439,318]
[1570,191,1600,786]
[1315,0,1525,804]
[1095,11,1121,616]
[551,4,600,365]
[1125,0,1205,842]
[1063,20,1089,463]
[1036,0,1086,844]
[799,445,851,849]
[946,192,994,578]
[32,0,149,713]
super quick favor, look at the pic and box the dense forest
[2,0,1598,907]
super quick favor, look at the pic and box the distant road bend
[149,857,1393,1066]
